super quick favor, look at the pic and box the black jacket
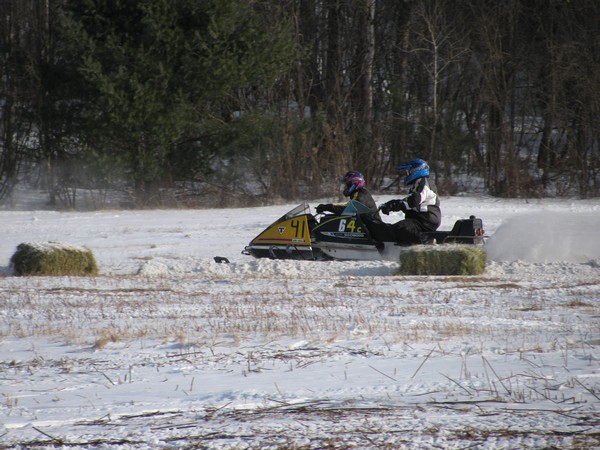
[329,188,382,221]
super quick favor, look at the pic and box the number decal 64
[338,219,361,233]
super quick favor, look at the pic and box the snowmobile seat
[421,216,484,244]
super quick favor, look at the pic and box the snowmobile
[242,200,486,261]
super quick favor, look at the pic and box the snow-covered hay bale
[10,242,99,276]
[397,245,486,276]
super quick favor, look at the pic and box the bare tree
[0,0,34,204]
[406,1,468,192]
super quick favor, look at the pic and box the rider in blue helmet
[365,159,441,245]
[316,170,381,220]
[400,159,430,185]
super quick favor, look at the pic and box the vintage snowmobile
[242,200,486,261]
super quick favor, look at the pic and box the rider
[316,171,382,220]
[366,159,441,245]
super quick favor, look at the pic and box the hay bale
[10,241,99,276]
[397,245,486,276]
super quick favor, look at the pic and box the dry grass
[2,271,599,450]
[566,299,594,308]
[2,271,598,352]
[93,330,122,349]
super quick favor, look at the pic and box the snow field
[1,196,599,449]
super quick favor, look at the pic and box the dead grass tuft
[566,299,593,308]
[94,330,122,349]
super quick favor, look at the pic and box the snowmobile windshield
[341,200,371,216]
[280,202,310,220]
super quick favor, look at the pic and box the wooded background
[1,0,598,208]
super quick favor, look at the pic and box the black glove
[316,204,333,214]
[380,199,409,215]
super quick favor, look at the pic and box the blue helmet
[398,159,429,185]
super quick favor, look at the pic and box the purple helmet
[341,171,366,196]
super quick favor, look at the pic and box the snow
[1,195,599,449]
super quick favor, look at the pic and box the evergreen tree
[62,0,294,206]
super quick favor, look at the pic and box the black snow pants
[362,208,441,245]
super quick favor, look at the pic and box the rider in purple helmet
[316,170,381,220]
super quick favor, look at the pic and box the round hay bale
[10,241,99,276]
[397,245,486,276]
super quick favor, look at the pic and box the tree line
[1,0,598,209]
